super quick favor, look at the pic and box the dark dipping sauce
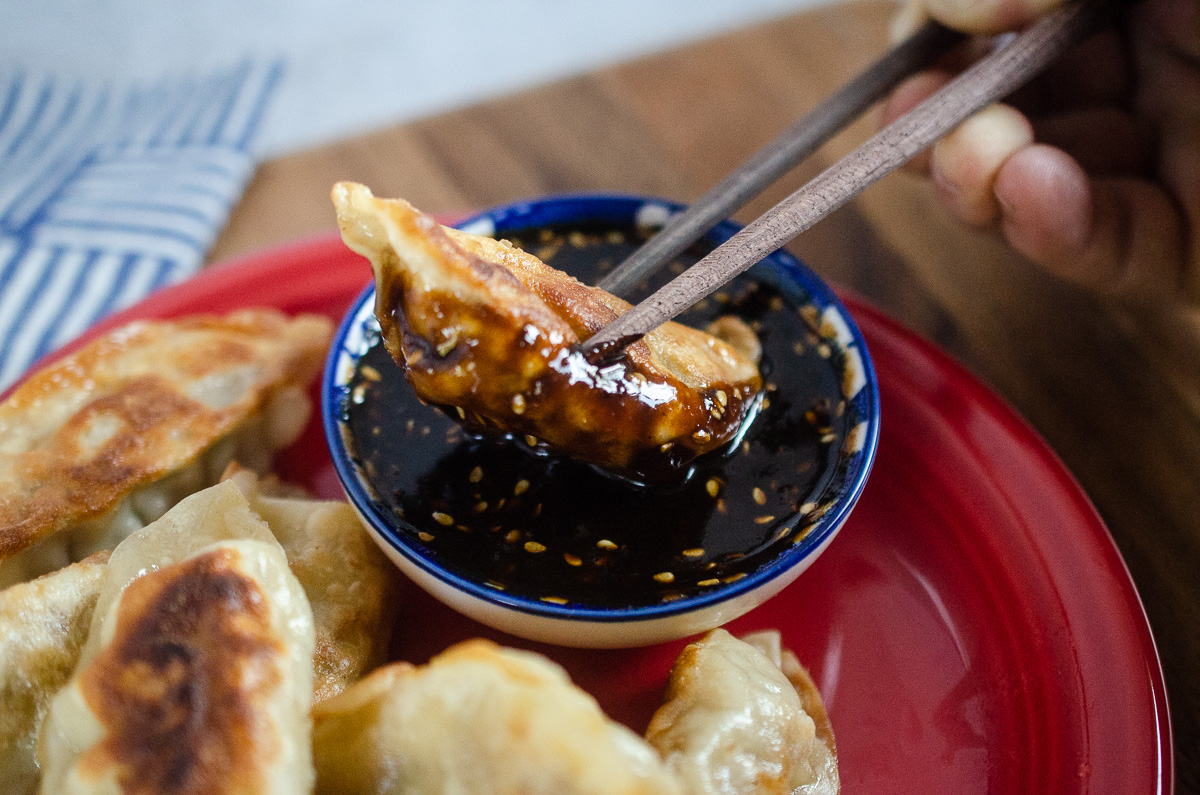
[342,224,852,609]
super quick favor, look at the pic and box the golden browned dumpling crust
[0,310,332,580]
[332,182,761,482]
[75,546,286,794]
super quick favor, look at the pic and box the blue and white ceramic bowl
[324,194,879,648]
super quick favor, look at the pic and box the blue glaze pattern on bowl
[323,194,880,646]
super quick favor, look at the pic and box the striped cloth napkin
[0,61,283,391]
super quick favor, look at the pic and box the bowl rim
[322,192,881,622]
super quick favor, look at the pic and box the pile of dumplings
[0,310,838,794]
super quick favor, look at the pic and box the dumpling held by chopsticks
[332,182,761,482]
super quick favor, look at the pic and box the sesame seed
[541,596,568,604]
[455,406,466,419]
[706,478,721,497]
[793,341,806,355]
[761,397,771,410]
[660,442,674,452]
[514,479,530,496]
[775,527,791,541]
[754,515,776,524]
[505,530,523,543]
[693,429,712,443]
[564,553,582,567]
[568,231,588,247]
[351,384,367,404]
[484,580,506,590]
[418,531,435,542]
[800,502,817,515]
[717,498,727,514]
[432,512,454,526]
[511,394,527,414]
[525,435,539,447]
[406,419,415,432]
[653,572,675,583]
[741,441,751,455]
[469,466,483,483]
[821,433,837,444]
[682,548,705,558]
[524,541,547,554]
[596,539,618,550]
[715,389,728,407]
[818,344,832,359]
[723,573,747,583]
[473,501,488,513]
[360,365,382,382]
[752,487,767,505]
[698,578,720,587]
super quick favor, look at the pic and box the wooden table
[213,2,1197,787]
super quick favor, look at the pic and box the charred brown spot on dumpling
[78,547,285,794]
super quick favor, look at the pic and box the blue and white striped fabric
[0,61,283,390]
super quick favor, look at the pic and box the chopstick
[583,0,1116,360]
[596,20,966,299]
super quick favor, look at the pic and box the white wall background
[4,0,832,157]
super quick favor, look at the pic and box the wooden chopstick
[583,0,1116,360]
[596,20,966,299]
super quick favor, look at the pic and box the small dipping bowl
[324,195,879,648]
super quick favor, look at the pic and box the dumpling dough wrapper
[312,639,683,795]
[646,628,839,795]
[37,481,316,794]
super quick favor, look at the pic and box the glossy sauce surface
[343,225,849,608]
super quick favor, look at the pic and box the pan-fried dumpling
[645,628,839,795]
[38,482,315,794]
[224,466,400,702]
[332,182,761,482]
[0,553,108,795]
[0,309,332,586]
[312,639,683,795]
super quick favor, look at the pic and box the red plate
[31,235,1173,794]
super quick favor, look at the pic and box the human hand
[883,0,1199,302]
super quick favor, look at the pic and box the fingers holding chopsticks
[881,0,1199,302]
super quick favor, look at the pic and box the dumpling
[311,639,683,795]
[332,182,761,482]
[223,466,400,702]
[645,628,839,795]
[0,309,332,586]
[37,481,315,794]
[0,552,109,795]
